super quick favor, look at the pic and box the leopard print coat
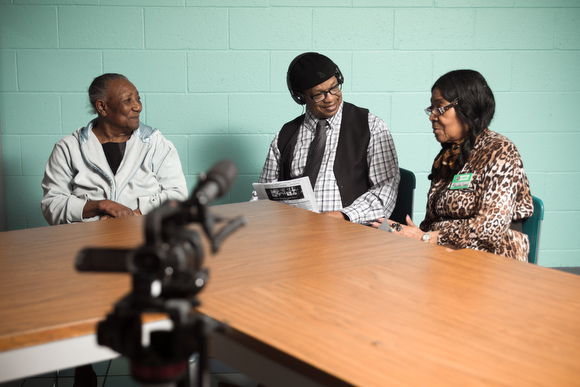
[420,129,533,261]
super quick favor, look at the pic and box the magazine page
[252,177,319,213]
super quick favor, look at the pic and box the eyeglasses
[425,98,459,116]
[306,84,342,103]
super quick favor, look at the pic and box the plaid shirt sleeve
[251,133,281,201]
[340,113,400,223]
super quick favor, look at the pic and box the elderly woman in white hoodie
[41,73,188,225]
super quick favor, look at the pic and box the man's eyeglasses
[306,84,342,103]
[425,98,459,116]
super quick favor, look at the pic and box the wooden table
[1,200,579,386]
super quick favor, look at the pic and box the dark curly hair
[88,73,128,115]
[429,69,495,182]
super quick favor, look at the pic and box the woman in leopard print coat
[380,70,533,261]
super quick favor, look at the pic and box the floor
[0,356,261,387]
[556,266,580,275]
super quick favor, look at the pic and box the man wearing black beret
[254,52,400,224]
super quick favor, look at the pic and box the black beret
[288,53,338,91]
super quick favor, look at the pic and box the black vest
[277,102,371,207]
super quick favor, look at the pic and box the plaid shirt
[254,102,399,224]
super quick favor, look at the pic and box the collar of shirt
[304,101,344,133]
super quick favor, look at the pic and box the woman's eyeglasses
[425,98,459,116]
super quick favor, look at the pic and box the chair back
[522,195,544,264]
[390,168,416,225]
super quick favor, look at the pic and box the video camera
[76,160,246,387]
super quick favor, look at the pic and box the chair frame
[390,168,416,225]
[522,195,544,264]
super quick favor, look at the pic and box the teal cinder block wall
[1,0,579,267]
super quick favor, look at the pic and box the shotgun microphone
[188,160,237,206]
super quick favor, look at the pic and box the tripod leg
[197,320,210,387]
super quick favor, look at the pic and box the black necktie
[302,119,327,188]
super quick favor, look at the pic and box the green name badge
[450,173,473,190]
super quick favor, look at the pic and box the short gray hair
[88,73,128,115]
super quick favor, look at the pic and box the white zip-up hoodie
[41,119,188,225]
